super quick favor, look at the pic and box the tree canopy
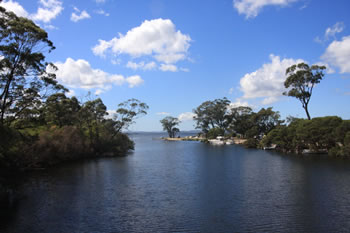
[0,6,63,125]
[160,116,180,138]
[193,98,231,133]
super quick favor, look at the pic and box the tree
[43,93,80,127]
[193,98,231,133]
[0,7,63,125]
[227,106,253,137]
[160,116,180,138]
[112,98,149,133]
[79,98,108,151]
[284,63,326,120]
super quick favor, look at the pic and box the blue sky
[1,0,350,131]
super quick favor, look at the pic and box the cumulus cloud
[178,112,196,121]
[159,64,178,72]
[229,99,250,108]
[49,58,144,93]
[239,54,304,104]
[126,61,156,71]
[0,0,63,24]
[126,75,144,88]
[92,18,191,67]
[71,7,90,22]
[31,0,63,23]
[233,0,298,19]
[0,0,29,17]
[321,36,350,73]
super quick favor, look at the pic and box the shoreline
[161,136,247,144]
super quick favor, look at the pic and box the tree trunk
[304,105,311,120]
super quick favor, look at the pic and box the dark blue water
[1,132,350,232]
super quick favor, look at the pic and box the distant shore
[161,136,247,144]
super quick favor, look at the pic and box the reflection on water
[1,132,350,232]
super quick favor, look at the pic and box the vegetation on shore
[160,116,180,138]
[188,62,349,158]
[0,7,148,170]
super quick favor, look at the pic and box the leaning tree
[283,63,326,120]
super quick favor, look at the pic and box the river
[1,132,350,232]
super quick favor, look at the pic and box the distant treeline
[190,98,349,158]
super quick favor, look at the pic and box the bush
[29,126,89,167]
[329,132,350,158]
[244,138,259,148]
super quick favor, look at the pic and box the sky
[1,0,350,131]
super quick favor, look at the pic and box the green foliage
[228,106,253,137]
[0,7,64,126]
[206,127,225,139]
[263,116,350,156]
[249,107,283,138]
[0,7,145,169]
[261,119,304,153]
[44,93,80,127]
[296,116,342,152]
[113,98,149,133]
[244,138,259,148]
[193,98,231,133]
[160,116,180,138]
[283,63,326,120]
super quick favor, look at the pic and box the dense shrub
[263,116,350,157]
[244,138,259,148]
[29,126,89,167]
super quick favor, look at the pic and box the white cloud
[44,24,58,30]
[322,36,350,73]
[66,89,76,97]
[126,61,156,70]
[31,0,63,23]
[159,64,178,72]
[325,22,345,40]
[178,112,196,121]
[180,67,190,72]
[156,112,170,116]
[0,0,63,24]
[95,9,109,16]
[316,22,345,43]
[233,0,298,19]
[92,18,191,65]
[0,0,29,17]
[105,110,116,119]
[239,54,304,104]
[49,58,144,93]
[95,0,106,3]
[71,8,90,22]
[229,99,250,108]
[126,75,144,88]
